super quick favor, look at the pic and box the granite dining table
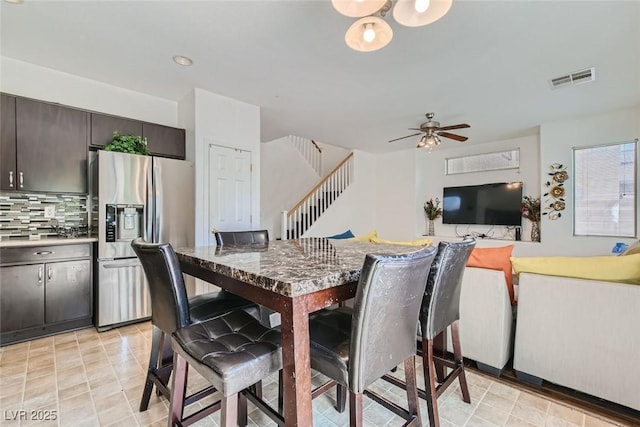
[174,237,423,427]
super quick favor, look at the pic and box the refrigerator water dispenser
[105,204,144,243]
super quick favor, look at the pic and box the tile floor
[0,323,628,427]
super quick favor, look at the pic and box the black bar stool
[382,238,476,427]
[169,309,283,426]
[307,245,438,426]
[131,238,260,413]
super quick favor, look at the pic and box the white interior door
[208,145,252,245]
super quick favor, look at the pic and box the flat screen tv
[442,182,523,226]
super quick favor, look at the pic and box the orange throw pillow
[466,245,515,305]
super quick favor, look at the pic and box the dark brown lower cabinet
[0,243,93,345]
[0,264,45,333]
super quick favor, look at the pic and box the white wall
[374,148,418,240]
[185,88,261,246]
[304,150,377,238]
[260,137,320,239]
[539,106,640,256]
[315,140,351,176]
[177,90,196,163]
[0,57,177,126]
[414,135,540,240]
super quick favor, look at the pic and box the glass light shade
[425,134,441,145]
[414,0,430,13]
[392,0,453,27]
[345,16,393,52]
[332,0,388,18]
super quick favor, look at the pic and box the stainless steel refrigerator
[90,150,194,331]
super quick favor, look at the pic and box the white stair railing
[291,136,322,176]
[280,152,354,240]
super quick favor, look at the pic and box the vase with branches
[521,195,541,241]
[423,198,442,236]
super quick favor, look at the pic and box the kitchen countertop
[0,236,98,248]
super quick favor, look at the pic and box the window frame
[572,140,637,238]
[445,149,520,175]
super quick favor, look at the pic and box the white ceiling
[1,1,639,153]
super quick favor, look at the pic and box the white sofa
[514,273,640,411]
[447,266,514,375]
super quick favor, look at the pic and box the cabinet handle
[34,251,54,256]
[47,267,52,280]
[9,171,13,188]
[38,267,43,283]
[19,172,24,189]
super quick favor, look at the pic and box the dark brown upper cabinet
[90,112,185,160]
[142,122,185,159]
[1,94,17,191]
[14,98,88,193]
[90,113,142,149]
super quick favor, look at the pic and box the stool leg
[157,332,173,396]
[451,320,470,404]
[140,327,163,411]
[349,391,363,427]
[404,356,422,427]
[423,338,440,427]
[433,331,447,383]
[278,370,284,414]
[169,353,188,427]
[238,392,248,427]
[221,394,239,427]
[336,384,347,413]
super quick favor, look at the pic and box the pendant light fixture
[345,16,393,52]
[393,0,452,27]
[332,0,453,52]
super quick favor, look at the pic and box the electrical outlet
[44,205,56,219]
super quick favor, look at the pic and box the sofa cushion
[511,253,640,285]
[622,240,640,255]
[467,245,515,304]
[370,237,432,246]
[326,230,355,239]
[350,230,378,242]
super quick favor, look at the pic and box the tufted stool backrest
[131,238,191,334]
[420,239,476,340]
[348,245,437,393]
[214,230,269,246]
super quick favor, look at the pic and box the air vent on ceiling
[549,67,595,89]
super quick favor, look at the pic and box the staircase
[291,136,322,176]
[280,152,354,240]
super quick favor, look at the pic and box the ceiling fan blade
[388,133,421,143]
[438,131,468,142]
[438,123,470,131]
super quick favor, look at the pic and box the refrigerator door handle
[153,163,162,243]
[102,260,142,269]
[146,159,154,243]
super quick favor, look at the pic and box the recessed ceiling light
[173,55,193,66]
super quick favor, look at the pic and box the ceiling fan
[388,112,470,149]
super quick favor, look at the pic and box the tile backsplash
[0,192,89,240]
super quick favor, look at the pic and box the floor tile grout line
[100,327,142,427]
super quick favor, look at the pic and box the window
[573,141,637,237]
[446,149,519,175]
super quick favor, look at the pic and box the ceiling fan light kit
[332,0,453,52]
[389,112,469,151]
